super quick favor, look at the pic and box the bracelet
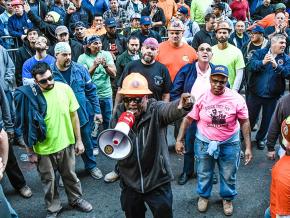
[103,65,108,69]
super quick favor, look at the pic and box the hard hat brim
[118,89,153,95]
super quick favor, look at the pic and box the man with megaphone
[101,72,194,218]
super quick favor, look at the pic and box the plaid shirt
[103,8,128,29]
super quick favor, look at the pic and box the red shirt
[230,0,249,21]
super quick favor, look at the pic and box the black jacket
[48,39,84,62]
[100,33,127,58]
[15,41,35,86]
[192,28,217,50]
[113,99,190,193]
[14,84,47,147]
[27,10,58,45]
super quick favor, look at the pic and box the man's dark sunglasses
[123,97,143,104]
[38,75,54,84]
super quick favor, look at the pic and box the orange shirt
[85,27,107,36]
[249,12,289,29]
[156,40,197,81]
[158,0,177,26]
[270,155,290,217]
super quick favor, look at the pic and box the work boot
[223,200,233,216]
[197,197,209,212]
[18,185,32,198]
[89,167,103,180]
[70,198,93,212]
[104,170,119,183]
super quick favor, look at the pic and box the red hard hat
[11,0,24,6]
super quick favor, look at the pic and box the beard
[142,53,154,64]
[217,37,228,43]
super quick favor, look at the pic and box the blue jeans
[99,97,113,130]
[0,184,18,218]
[80,121,97,170]
[183,122,197,175]
[194,138,241,200]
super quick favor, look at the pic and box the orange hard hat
[118,73,152,95]
[281,116,290,145]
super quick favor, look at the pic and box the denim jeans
[194,138,241,200]
[99,97,113,130]
[0,184,18,218]
[80,121,97,170]
[183,122,197,175]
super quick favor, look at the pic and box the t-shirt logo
[182,55,189,62]
[210,108,226,125]
[154,76,163,86]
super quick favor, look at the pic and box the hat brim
[215,27,232,32]
[211,72,228,77]
[118,89,153,95]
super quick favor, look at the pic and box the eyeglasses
[211,79,227,85]
[123,97,143,104]
[198,47,212,52]
[38,75,54,84]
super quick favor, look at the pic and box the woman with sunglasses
[176,65,253,216]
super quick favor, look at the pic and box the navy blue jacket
[8,13,33,38]
[51,62,101,127]
[247,48,290,98]
[14,84,47,147]
[170,62,215,101]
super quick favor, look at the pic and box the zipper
[136,134,145,193]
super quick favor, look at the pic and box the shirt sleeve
[187,97,201,121]
[235,49,246,70]
[77,54,89,70]
[236,96,248,120]
[105,51,114,65]
[66,85,80,112]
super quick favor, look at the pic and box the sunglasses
[38,75,54,84]
[198,47,212,52]
[123,97,143,104]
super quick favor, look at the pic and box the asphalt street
[3,129,274,218]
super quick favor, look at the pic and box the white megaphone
[97,111,135,160]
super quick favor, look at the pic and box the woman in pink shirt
[175,65,253,216]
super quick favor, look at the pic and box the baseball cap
[55,25,69,35]
[143,37,159,49]
[104,17,117,27]
[177,6,189,15]
[167,19,184,31]
[86,35,101,45]
[213,3,225,11]
[11,0,23,6]
[211,65,229,77]
[140,16,152,25]
[131,13,141,20]
[251,25,264,34]
[74,21,86,29]
[275,3,286,11]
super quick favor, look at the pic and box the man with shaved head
[171,43,214,185]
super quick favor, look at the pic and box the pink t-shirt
[187,88,248,141]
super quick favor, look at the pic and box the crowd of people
[0,0,289,217]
